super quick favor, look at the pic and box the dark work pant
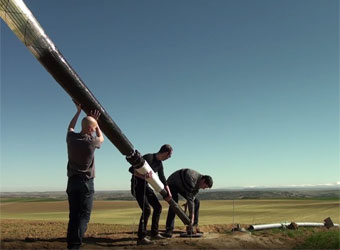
[193,198,200,226]
[165,185,200,232]
[66,176,94,249]
[133,180,162,239]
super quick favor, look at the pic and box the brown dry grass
[1,199,339,249]
[1,219,339,249]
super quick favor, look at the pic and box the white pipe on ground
[296,222,324,227]
[249,223,290,231]
[249,222,339,231]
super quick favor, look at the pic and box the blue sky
[1,0,339,192]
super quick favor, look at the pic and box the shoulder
[67,131,76,136]
[143,153,153,161]
[90,135,102,147]
[67,132,95,143]
[186,168,200,177]
[67,131,78,139]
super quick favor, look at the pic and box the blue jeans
[165,185,200,232]
[66,176,94,249]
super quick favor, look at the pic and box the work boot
[67,243,81,250]
[195,227,203,234]
[161,231,173,238]
[137,237,154,245]
[151,233,165,240]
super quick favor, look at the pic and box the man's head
[157,144,173,161]
[81,116,98,135]
[199,175,213,190]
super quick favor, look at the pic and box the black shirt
[129,153,167,186]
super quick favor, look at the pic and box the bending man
[163,168,213,237]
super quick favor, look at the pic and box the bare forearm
[188,201,195,225]
[96,127,104,142]
[191,214,195,225]
[68,110,81,131]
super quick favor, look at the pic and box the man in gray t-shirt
[67,130,102,179]
[66,103,104,250]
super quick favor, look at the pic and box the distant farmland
[1,187,339,201]
[1,199,339,225]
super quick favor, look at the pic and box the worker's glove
[126,150,145,168]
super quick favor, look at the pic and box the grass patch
[1,197,65,203]
[293,230,340,249]
[252,227,315,238]
[1,199,339,225]
[264,197,340,201]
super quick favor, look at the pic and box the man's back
[67,131,101,178]
[167,168,202,193]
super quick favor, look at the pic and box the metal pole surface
[0,0,190,225]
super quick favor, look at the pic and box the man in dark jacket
[162,168,213,237]
[129,144,173,245]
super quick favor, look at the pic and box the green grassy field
[1,199,339,225]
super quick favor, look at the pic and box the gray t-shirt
[66,131,102,179]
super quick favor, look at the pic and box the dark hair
[202,175,213,188]
[158,144,173,154]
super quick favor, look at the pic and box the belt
[69,175,92,181]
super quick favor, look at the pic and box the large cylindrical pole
[1,0,190,225]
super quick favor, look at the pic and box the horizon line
[1,182,339,193]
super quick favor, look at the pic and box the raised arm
[68,103,82,132]
[89,110,104,143]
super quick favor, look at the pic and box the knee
[143,206,151,217]
[69,212,79,221]
[155,204,162,214]
[80,209,92,221]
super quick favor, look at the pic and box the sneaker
[137,237,154,245]
[151,233,165,240]
[161,231,173,238]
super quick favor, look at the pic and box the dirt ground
[1,220,338,249]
